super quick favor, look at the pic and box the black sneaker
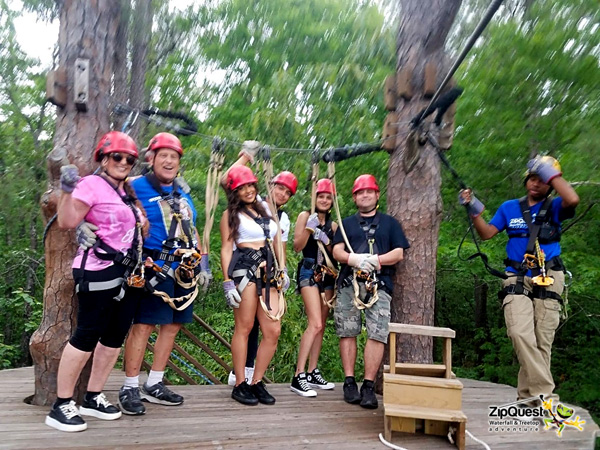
[118,386,146,415]
[80,392,122,420]
[251,381,276,405]
[141,382,184,406]
[232,381,259,406]
[359,380,378,409]
[343,377,361,404]
[290,373,317,397]
[307,368,335,390]
[45,400,87,432]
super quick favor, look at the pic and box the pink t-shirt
[71,176,138,271]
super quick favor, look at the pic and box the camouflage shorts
[334,283,391,343]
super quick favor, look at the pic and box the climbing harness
[305,153,339,308]
[74,174,144,300]
[325,157,379,310]
[142,171,201,311]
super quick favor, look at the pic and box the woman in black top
[290,179,338,397]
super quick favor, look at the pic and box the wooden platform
[0,367,597,449]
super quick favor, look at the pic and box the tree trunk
[30,0,123,406]
[387,0,462,364]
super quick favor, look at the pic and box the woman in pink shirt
[45,131,146,433]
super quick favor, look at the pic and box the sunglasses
[109,152,136,165]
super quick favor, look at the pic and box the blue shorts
[297,258,336,291]
[134,275,195,325]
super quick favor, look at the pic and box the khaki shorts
[334,283,391,343]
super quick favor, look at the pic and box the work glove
[223,280,241,309]
[282,267,290,291]
[76,221,98,250]
[313,228,330,245]
[239,140,261,162]
[60,165,80,193]
[527,157,562,184]
[365,254,381,271]
[305,213,320,232]
[347,253,376,272]
[458,189,485,218]
[197,254,212,291]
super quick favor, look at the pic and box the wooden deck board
[0,367,597,449]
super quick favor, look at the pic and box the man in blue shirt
[460,156,579,403]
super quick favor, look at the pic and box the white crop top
[236,212,278,244]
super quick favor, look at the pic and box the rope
[412,0,506,127]
[202,137,225,253]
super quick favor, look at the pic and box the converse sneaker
[251,381,276,405]
[118,386,146,415]
[290,373,317,397]
[140,382,184,405]
[80,392,122,420]
[343,377,361,404]
[307,368,335,390]
[228,367,255,386]
[359,380,378,409]
[45,400,87,432]
[231,381,258,406]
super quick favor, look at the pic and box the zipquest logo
[488,397,543,433]
[489,399,544,420]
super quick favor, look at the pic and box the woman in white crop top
[220,165,284,406]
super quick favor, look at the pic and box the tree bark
[388,0,462,364]
[30,0,123,406]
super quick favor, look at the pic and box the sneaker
[228,371,236,386]
[290,373,317,397]
[140,382,184,406]
[228,367,256,386]
[307,368,335,390]
[343,377,361,404]
[251,381,276,405]
[231,381,259,406]
[118,386,146,415]
[80,392,122,420]
[359,380,378,409]
[45,400,87,432]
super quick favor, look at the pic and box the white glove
[197,254,212,292]
[239,140,261,162]
[347,253,375,272]
[365,254,381,271]
[76,221,98,250]
[223,280,242,308]
[282,268,290,291]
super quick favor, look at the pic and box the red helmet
[352,174,379,194]
[272,171,298,195]
[226,165,258,191]
[148,132,183,156]
[94,131,138,162]
[316,178,335,195]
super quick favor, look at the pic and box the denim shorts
[297,258,335,291]
[134,274,195,325]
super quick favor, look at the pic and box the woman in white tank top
[220,165,284,406]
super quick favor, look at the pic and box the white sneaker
[227,371,236,386]
[228,367,255,386]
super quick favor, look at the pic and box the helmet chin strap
[359,203,378,214]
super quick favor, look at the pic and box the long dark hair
[226,183,269,241]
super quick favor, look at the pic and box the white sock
[147,370,164,387]
[123,376,139,390]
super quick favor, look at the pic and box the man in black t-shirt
[332,174,409,409]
